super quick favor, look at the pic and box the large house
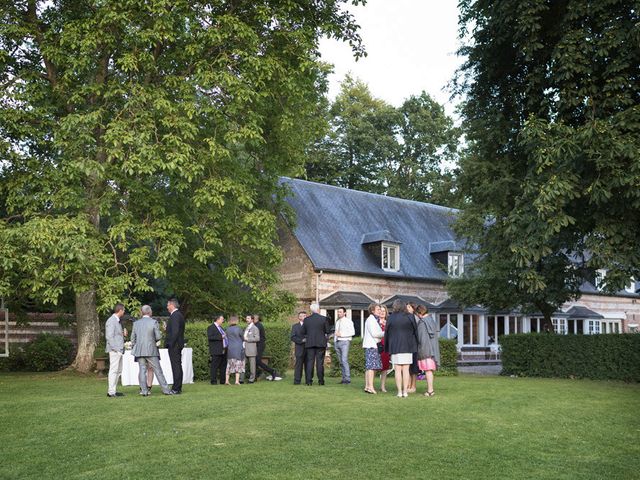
[277,178,640,354]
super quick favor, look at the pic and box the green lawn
[1,372,638,480]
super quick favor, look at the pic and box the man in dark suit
[290,311,307,385]
[301,303,330,385]
[207,315,227,384]
[165,298,185,394]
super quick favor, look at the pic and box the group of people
[104,297,439,399]
[363,300,440,397]
[292,299,440,397]
[207,314,282,385]
[105,299,185,397]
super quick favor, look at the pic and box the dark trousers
[210,353,227,384]
[304,347,326,385]
[256,343,276,378]
[168,346,183,392]
[293,346,306,384]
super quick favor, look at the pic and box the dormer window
[361,230,402,273]
[382,243,400,271]
[595,269,607,290]
[448,252,464,277]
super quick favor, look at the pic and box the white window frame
[448,252,464,277]
[381,242,400,272]
[552,318,567,335]
[587,320,601,335]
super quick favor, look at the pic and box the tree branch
[25,0,58,88]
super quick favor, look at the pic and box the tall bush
[501,333,640,381]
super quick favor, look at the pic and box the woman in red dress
[377,305,392,392]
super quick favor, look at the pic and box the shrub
[261,322,293,376]
[185,322,209,381]
[329,338,366,377]
[329,338,458,377]
[438,338,458,376]
[501,333,640,381]
[23,333,74,372]
[0,344,27,372]
[185,321,292,382]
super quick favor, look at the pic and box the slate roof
[382,295,435,309]
[281,178,459,281]
[320,291,373,308]
[565,306,605,319]
[434,298,487,313]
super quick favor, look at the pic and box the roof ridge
[281,177,458,213]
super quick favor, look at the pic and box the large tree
[306,77,462,206]
[450,0,640,320]
[0,0,363,371]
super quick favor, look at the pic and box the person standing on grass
[208,315,227,385]
[131,305,173,396]
[416,304,440,397]
[225,315,245,385]
[291,311,307,385]
[253,314,282,381]
[406,302,420,394]
[302,303,331,385]
[243,315,260,383]
[384,299,418,398]
[165,298,185,395]
[377,305,391,393]
[334,307,355,384]
[363,303,384,394]
[105,303,126,398]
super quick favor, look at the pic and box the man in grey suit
[106,303,126,397]
[131,305,173,396]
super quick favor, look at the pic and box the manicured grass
[1,372,639,479]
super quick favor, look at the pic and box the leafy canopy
[305,76,462,207]
[0,1,364,342]
[450,0,640,317]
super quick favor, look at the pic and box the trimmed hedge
[185,321,292,382]
[501,333,640,382]
[329,338,458,377]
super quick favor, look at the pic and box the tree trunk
[70,289,100,373]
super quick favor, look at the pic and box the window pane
[463,314,471,344]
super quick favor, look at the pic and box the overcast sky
[319,0,463,116]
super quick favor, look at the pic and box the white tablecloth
[121,348,194,386]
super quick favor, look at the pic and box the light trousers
[107,351,123,395]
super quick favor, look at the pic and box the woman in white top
[362,303,384,394]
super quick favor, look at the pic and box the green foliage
[261,323,293,376]
[453,0,640,316]
[186,321,291,381]
[329,338,366,377]
[306,77,462,207]
[501,333,640,382]
[329,338,458,377]
[0,344,27,372]
[185,322,210,382]
[0,1,364,369]
[13,334,75,372]
[438,338,459,376]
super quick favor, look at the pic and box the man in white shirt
[333,307,355,384]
